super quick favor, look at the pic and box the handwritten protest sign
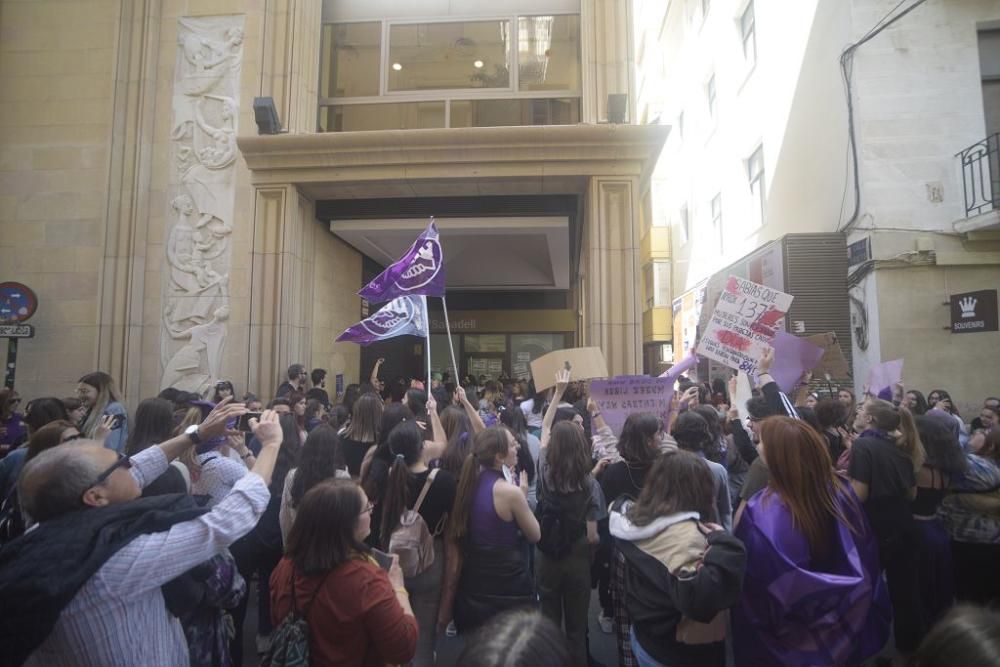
[589,375,673,436]
[697,276,794,375]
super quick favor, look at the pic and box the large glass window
[320,22,381,98]
[388,21,511,91]
[518,15,581,91]
[319,102,445,132]
[319,15,582,132]
[450,98,579,127]
[510,334,567,380]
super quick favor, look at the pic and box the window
[319,16,582,131]
[706,74,716,119]
[711,193,723,251]
[702,0,711,20]
[388,21,511,91]
[518,15,581,91]
[645,261,672,309]
[320,22,381,98]
[747,144,765,229]
[740,2,757,68]
[677,110,685,140]
[677,205,690,245]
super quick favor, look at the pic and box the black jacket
[609,499,746,667]
[0,494,207,666]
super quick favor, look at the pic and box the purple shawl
[732,483,891,666]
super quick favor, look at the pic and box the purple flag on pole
[358,221,445,302]
[336,296,428,346]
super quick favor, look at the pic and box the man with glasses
[275,362,308,399]
[0,400,285,667]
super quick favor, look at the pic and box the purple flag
[336,296,428,346]
[867,358,903,396]
[358,221,445,302]
[770,331,826,393]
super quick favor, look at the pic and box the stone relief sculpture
[160,16,244,394]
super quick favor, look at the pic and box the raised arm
[370,357,385,387]
[541,369,571,449]
[455,385,486,434]
[423,392,447,461]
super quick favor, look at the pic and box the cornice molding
[237,124,669,185]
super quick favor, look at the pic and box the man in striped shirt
[2,400,283,666]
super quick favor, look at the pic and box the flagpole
[423,295,432,386]
[441,295,460,385]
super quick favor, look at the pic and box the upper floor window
[711,193,723,251]
[747,144,765,229]
[706,74,717,120]
[740,2,757,69]
[644,260,672,309]
[319,15,581,132]
[677,204,690,245]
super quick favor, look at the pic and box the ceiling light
[473,59,484,69]
[392,62,402,71]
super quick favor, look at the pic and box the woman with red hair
[733,417,890,666]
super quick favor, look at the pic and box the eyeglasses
[746,416,763,423]
[88,452,133,489]
[61,432,82,443]
[360,501,375,515]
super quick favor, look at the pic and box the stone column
[260,0,322,133]
[583,176,643,375]
[581,0,636,124]
[248,184,317,397]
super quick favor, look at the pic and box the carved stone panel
[160,16,244,395]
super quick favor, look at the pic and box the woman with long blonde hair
[77,371,128,453]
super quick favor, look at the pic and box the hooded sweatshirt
[609,499,746,667]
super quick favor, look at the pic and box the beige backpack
[388,469,439,578]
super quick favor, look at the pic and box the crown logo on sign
[960,296,977,318]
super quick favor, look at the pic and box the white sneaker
[597,612,613,634]
[445,620,457,637]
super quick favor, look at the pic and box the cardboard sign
[770,331,826,393]
[697,276,794,375]
[806,332,851,379]
[530,347,609,390]
[589,375,673,436]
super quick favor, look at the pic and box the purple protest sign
[336,296,427,346]
[770,331,826,393]
[590,375,673,437]
[867,359,903,395]
[358,221,445,302]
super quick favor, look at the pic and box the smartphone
[236,412,262,432]
[370,548,393,571]
[109,414,125,430]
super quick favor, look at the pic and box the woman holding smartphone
[77,371,128,453]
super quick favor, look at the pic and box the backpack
[261,570,330,667]
[535,483,590,560]
[387,469,438,578]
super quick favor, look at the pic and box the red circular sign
[0,282,38,323]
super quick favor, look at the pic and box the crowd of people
[0,355,998,667]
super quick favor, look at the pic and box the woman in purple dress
[733,417,890,666]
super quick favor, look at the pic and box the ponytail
[867,398,925,472]
[895,404,925,473]
[448,453,482,543]
[379,454,410,549]
[447,426,511,543]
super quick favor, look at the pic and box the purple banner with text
[590,375,674,437]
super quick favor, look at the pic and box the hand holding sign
[698,276,794,373]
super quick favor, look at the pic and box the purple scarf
[733,483,891,666]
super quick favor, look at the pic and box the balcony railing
[958,133,1000,217]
